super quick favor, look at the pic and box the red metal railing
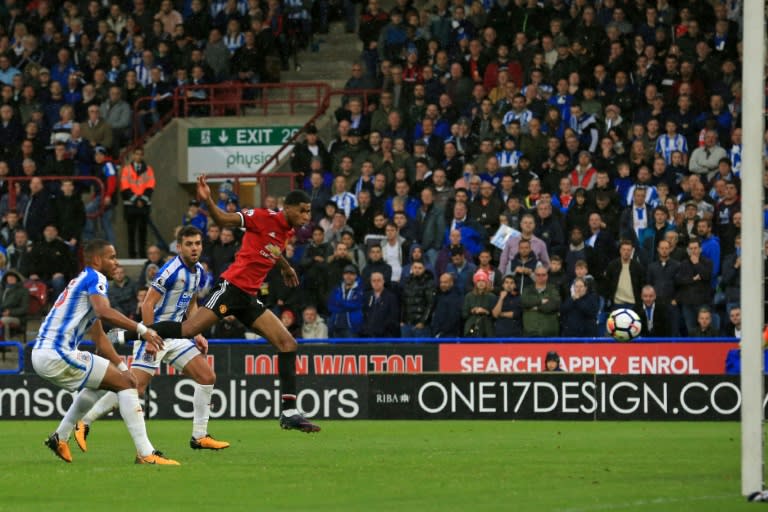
[7,176,106,219]
[202,171,300,207]
[220,88,383,183]
[179,81,331,117]
[120,82,383,204]
[130,81,333,143]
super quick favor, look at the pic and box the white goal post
[740,0,765,496]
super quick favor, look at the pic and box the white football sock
[82,392,119,425]
[192,384,213,439]
[56,389,106,441]
[117,389,154,457]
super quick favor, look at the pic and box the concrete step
[281,21,363,83]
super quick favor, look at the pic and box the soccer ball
[606,308,642,341]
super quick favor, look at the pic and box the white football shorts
[31,348,110,392]
[130,338,201,375]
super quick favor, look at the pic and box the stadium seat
[25,280,49,320]
[211,82,243,116]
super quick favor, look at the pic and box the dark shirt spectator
[361,271,400,338]
[108,266,138,317]
[492,275,523,337]
[431,273,464,337]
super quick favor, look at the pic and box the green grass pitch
[0,420,760,511]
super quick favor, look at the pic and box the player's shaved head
[84,239,119,278]
[283,190,312,228]
[84,239,112,261]
[285,190,311,205]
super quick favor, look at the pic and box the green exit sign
[188,127,300,147]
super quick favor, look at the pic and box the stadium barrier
[7,339,749,420]
[12,338,739,377]
[0,373,760,421]
[0,342,23,374]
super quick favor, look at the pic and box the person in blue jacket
[327,264,363,337]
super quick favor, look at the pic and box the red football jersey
[221,208,295,295]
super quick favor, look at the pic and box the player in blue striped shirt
[31,240,178,464]
[73,227,230,451]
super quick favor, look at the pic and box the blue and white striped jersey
[151,256,204,322]
[655,134,688,165]
[496,149,522,169]
[729,143,742,177]
[35,268,108,353]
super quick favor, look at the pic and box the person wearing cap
[332,127,370,178]
[328,264,363,338]
[215,180,238,210]
[400,260,434,338]
[520,262,561,337]
[182,199,207,232]
[291,125,331,180]
[462,269,497,338]
[550,40,578,85]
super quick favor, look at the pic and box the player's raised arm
[89,293,164,353]
[197,174,242,228]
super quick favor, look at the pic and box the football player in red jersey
[127,175,319,432]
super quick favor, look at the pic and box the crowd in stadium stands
[0,0,330,340]
[0,0,761,341]
[281,0,757,340]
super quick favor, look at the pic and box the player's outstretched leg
[252,310,320,433]
[75,391,119,451]
[100,364,180,465]
[183,355,230,450]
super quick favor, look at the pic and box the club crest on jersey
[219,304,228,314]
[262,243,282,260]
